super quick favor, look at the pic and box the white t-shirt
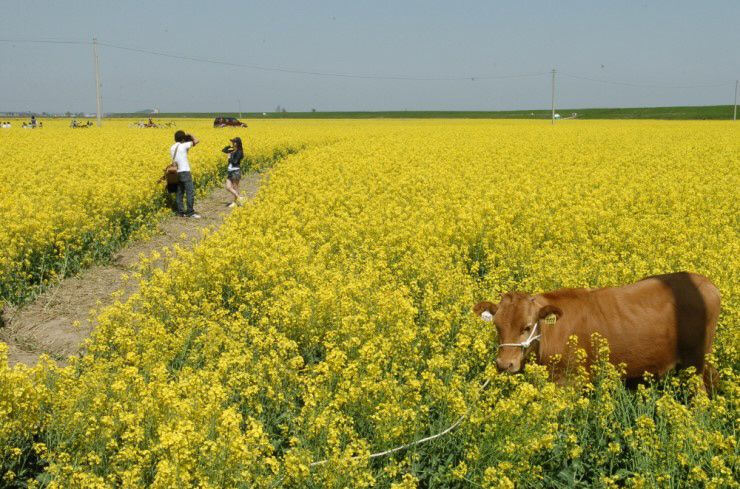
[170,141,194,173]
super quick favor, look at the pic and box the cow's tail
[700,278,721,397]
[702,360,719,397]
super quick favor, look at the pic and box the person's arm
[189,134,199,146]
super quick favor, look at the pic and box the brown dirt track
[0,173,263,367]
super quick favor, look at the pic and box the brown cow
[473,272,720,391]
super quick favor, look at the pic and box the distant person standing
[170,130,201,218]
[222,136,244,207]
[30,116,36,128]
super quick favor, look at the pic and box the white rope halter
[480,311,541,349]
[498,320,541,349]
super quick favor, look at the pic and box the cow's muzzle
[496,357,521,373]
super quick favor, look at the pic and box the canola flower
[1,120,738,488]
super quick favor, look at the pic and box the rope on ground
[310,377,491,466]
[269,376,492,487]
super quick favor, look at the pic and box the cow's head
[473,293,562,373]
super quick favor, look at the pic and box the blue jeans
[175,171,195,216]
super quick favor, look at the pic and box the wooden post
[93,38,102,127]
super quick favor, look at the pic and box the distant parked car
[214,117,247,128]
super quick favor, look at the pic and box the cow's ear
[473,301,497,322]
[538,304,562,322]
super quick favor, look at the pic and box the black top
[222,146,243,169]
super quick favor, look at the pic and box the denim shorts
[227,169,241,181]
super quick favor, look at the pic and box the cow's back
[640,272,720,367]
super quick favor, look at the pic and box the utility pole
[93,38,102,127]
[551,69,556,126]
[238,99,242,119]
[734,80,738,122]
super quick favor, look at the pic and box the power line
[97,41,548,82]
[0,38,546,82]
[0,38,89,45]
[559,72,735,89]
[2,38,736,96]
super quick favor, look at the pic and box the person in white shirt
[170,130,201,218]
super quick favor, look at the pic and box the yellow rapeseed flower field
[0,119,334,307]
[1,119,738,488]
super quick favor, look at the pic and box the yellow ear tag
[545,313,557,325]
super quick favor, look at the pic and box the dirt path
[0,172,264,367]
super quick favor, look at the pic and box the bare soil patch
[1,172,264,367]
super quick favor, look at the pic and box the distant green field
[113,105,739,120]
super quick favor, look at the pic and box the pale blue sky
[1,0,738,113]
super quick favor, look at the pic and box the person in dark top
[222,136,244,207]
